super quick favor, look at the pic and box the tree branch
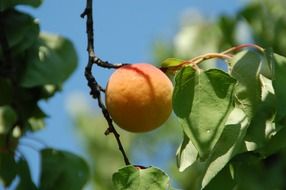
[81,0,131,166]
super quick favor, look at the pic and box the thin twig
[162,53,232,72]
[93,57,129,69]
[81,0,130,166]
[160,43,264,73]
[222,43,264,54]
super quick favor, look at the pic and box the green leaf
[183,108,248,190]
[200,108,248,188]
[232,153,265,190]
[20,104,47,132]
[176,134,198,172]
[269,52,286,125]
[230,50,262,119]
[0,153,17,187]
[161,58,184,68]
[231,152,286,190]
[0,0,42,11]
[11,89,47,123]
[258,126,286,157]
[259,54,272,79]
[40,84,61,100]
[244,75,276,149]
[27,117,45,131]
[16,159,37,190]
[21,33,78,87]
[203,164,235,190]
[0,10,40,56]
[173,67,236,158]
[0,78,12,106]
[39,148,89,190]
[112,166,173,190]
[27,106,48,131]
[0,106,17,135]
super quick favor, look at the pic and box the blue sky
[6,0,247,188]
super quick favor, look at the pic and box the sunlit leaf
[0,106,17,135]
[161,58,184,68]
[39,148,89,190]
[176,134,198,172]
[21,33,77,87]
[183,108,248,190]
[40,85,60,100]
[230,50,262,119]
[244,75,276,149]
[173,67,236,158]
[112,166,173,190]
[27,117,45,131]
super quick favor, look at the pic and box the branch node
[104,128,111,135]
[80,10,87,18]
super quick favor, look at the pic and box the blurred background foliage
[68,0,286,189]
[0,1,90,189]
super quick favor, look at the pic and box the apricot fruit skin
[105,63,173,133]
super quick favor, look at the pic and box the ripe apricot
[105,63,173,133]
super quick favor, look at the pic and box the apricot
[105,63,173,133]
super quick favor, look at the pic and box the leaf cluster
[0,1,89,189]
[110,0,286,189]
[171,48,286,190]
